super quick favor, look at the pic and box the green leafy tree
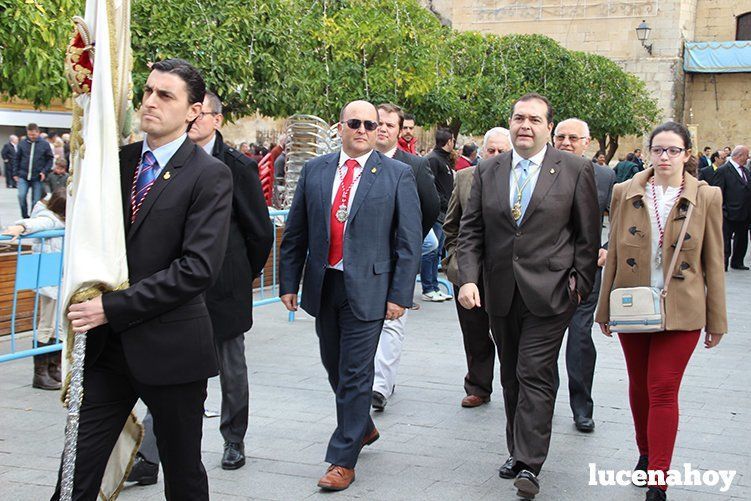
[1,0,659,153]
[0,0,84,107]
[569,51,661,162]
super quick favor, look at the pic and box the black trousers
[453,282,495,398]
[723,218,749,268]
[316,269,383,468]
[4,161,15,187]
[489,287,575,474]
[51,331,209,501]
[565,268,601,421]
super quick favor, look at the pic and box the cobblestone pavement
[0,185,749,500]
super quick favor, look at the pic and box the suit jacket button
[515,232,521,237]
[514,256,519,261]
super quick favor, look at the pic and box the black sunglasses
[344,119,378,131]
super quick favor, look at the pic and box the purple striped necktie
[131,151,158,222]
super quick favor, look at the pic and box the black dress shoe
[731,265,750,270]
[514,469,540,499]
[633,455,649,487]
[574,417,595,433]
[126,454,158,485]
[371,391,387,412]
[645,486,667,500]
[222,442,246,470]
[498,456,518,479]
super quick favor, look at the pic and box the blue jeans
[421,229,439,256]
[420,222,444,293]
[17,177,44,218]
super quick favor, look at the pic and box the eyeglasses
[649,146,686,158]
[199,111,219,119]
[554,134,587,143]
[343,119,378,131]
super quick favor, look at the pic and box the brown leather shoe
[317,465,355,491]
[461,395,490,408]
[361,427,380,449]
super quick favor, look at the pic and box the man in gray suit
[279,100,422,491]
[457,94,600,499]
[553,118,615,434]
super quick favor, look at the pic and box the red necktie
[328,159,359,266]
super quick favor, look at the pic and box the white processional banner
[62,0,140,498]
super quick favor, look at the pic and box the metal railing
[0,210,294,363]
[0,229,65,362]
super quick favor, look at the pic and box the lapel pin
[163,171,171,180]
[371,167,377,173]
[550,168,556,174]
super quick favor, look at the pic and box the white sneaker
[421,291,445,302]
[435,290,453,301]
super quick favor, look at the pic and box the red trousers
[619,329,700,489]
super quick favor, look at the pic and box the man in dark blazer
[698,146,712,170]
[553,118,615,434]
[127,90,274,483]
[2,134,18,188]
[279,100,422,491]
[457,94,600,499]
[370,102,439,411]
[54,59,233,501]
[192,91,273,469]
[713,145,751,270]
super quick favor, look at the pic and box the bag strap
[662,203,695,297]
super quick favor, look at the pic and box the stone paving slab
[0,183,749,500]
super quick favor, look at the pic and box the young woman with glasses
[594,122,727,501]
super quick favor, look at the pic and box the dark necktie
[131,151,158,222]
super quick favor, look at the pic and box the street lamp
[636,20,653,55]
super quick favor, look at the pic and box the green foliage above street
[1,0,661,150]
[0,0,84,107]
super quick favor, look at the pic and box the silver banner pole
[59,330,87,501]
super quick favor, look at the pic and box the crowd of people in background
[1,82,735,500]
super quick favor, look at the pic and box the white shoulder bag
[608,204,694,333]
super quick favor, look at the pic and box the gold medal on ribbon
[512,202,522,221]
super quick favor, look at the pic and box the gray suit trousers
[138,332,249,463]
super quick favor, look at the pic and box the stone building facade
[426,0,751,154]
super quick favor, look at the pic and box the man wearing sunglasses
[280,100,422,491]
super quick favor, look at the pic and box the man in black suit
[713,145,751,270]
[279,100,422,491]
[1,135,18,188]
[53,59,233,501]
[698,146,712,170]
[196,92,274,468]
[457,94,600,498]
[127,90,273,483]
[370,102,439,411]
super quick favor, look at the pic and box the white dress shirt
[329,149,372,270]
[200,134,217,156]
[509,145,547,210]
[141,133,186,179]
[645,183,681,289]
[729,158,747,182]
